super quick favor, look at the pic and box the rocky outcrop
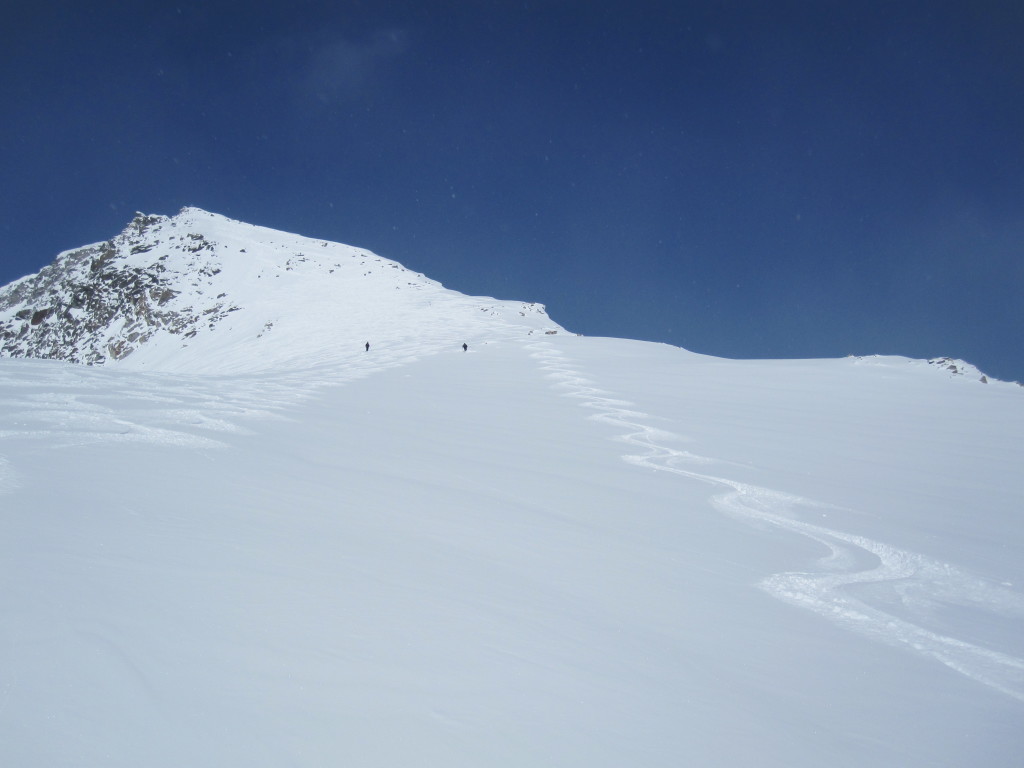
[0,210,239,364]
[927,357,989,383]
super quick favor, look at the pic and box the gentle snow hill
[0,207,561,374]
[1,209,1023,766]
[0,337,1022,767]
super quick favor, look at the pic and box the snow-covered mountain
[0,207,560,373]
[1,210,1022,766]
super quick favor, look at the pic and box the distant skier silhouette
[462,343,468,352]
[365,342,370,351]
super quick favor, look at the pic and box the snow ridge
[0,207,562,374]
[526,339,1024,702]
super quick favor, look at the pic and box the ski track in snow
[4,335,1023,704]
[0,340,445,454]
[526,340,1024,703]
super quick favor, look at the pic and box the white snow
[1,211,1022,766]
[103,208,560,374]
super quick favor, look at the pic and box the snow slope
[1,337,1022,766]
[0,207,560,373]
[1,211,1022,765]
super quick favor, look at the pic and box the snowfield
[1,210,1022,766]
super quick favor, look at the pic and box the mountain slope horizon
[0,207,562,374]
[1,207,1015,387]
[1,207,1022,765]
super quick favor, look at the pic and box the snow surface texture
[1,210,1022,766]
[530,342,1024,702]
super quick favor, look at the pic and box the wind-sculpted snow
[0,359,294,450]
[0,327,514,451]
[526,339,1024,704]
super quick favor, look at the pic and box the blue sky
[3,1,1022,381]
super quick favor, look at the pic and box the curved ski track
[526,340,1024,703]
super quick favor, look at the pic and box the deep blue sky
[3,1,1022,381]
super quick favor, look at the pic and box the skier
[462,343,468,352]
[365,341,370,351]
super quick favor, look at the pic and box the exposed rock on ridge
[0,207,561,373]
[0,210,239,364]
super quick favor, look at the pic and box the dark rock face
[926,357,996,384]
[0,210,238,365]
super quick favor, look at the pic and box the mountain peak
[0,208,563,373]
